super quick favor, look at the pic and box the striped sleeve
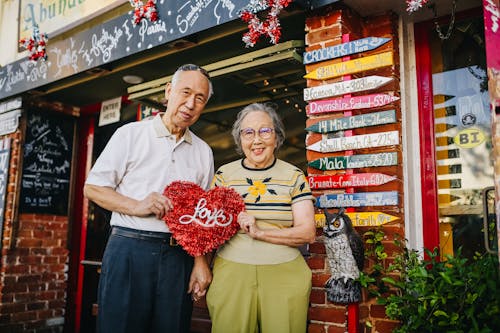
[291,170,315,204]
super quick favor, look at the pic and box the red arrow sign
[308,173,396,189]
[307,94,399,115]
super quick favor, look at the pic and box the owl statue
[323,208,365,304]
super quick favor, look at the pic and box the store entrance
[416,11,498,259]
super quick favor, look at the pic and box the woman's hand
[238,212,256,233]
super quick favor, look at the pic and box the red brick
[11,310,36,322]
[307,255,325,270]
[374,319,400,333]
[312,273,330,287]
[306,25,342,45]
[307,323,327,333]
[17,238,42,248]
[309,242,326,254]
[306,16,323,31]
[0,303,26,314]
[308,306,346,323]
[324,12,342,27]
[309,288,326,305]
[370,304,387,318]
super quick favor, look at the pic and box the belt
[111,226,178,246]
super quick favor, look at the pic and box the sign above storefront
[19,0,124,42]
[1,0,250,101]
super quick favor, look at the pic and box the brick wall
[304,6,404,333]
[0,129,69,333]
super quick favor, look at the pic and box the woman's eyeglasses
[177,64,210,79]
[240,127,275,140]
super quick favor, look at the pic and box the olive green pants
[206,255,311,333]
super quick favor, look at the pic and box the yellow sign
[19,0,124,40]
[453,128,485,148]
[315,212,399,228]
[304,52,393,80]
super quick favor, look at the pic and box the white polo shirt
[85,114,214,232]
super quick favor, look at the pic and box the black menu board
[20,111,74,215]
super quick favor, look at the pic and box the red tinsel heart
[163,181,245,257]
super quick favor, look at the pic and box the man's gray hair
[171,64,214,99]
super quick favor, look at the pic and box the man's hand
[133,192,173,219]
[83,185,173,219]
[188,256,212,301]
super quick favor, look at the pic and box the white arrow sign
[303,76,393,101]
[307,130,400,153]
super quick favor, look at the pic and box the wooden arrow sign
[303,37,391,65]
[307,130,400,153]
[316,191,399,208]
[303,76,393,101]
[314,212,399,227]
[305,110,396,133]
[437,164,462,175]
[308,152,398,170]
[304,52,394,80]
[308,173,396,189]
[436,149,460,160]
[307,94,399,115]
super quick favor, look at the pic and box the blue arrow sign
[316,191,399,208]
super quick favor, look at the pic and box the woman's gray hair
[231,103,286,155]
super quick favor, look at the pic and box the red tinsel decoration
[406,0,430,13]
[163,181,245,257]
[239,0,292,47]
[129,0,159,25]
[19,24,48,62]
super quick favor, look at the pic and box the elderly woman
[206,103,316,333]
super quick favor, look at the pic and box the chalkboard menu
[20,111,74,215]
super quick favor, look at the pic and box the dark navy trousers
[97,229,194,333]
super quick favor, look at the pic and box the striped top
[212,158,315,264]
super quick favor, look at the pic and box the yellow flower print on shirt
[249,181,267,196]
[243,177,277,203]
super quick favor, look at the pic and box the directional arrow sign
[303,37,391,64]
[304,51,394,80]
[303,76,393,101]
[307,94,399,115]
[308,152,398,170]
[305,110,396,133]
[314,212,399,227]
[308,173,396,189]
[307,130,400,153]
[316,191,399,208]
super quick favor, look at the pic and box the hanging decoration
[406,0,430,13]
[239,0,292,47]
[19,24,48,62]
[129,0,158,25]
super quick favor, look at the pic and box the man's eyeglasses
[177,64,210,79]
[240,127,275,140]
